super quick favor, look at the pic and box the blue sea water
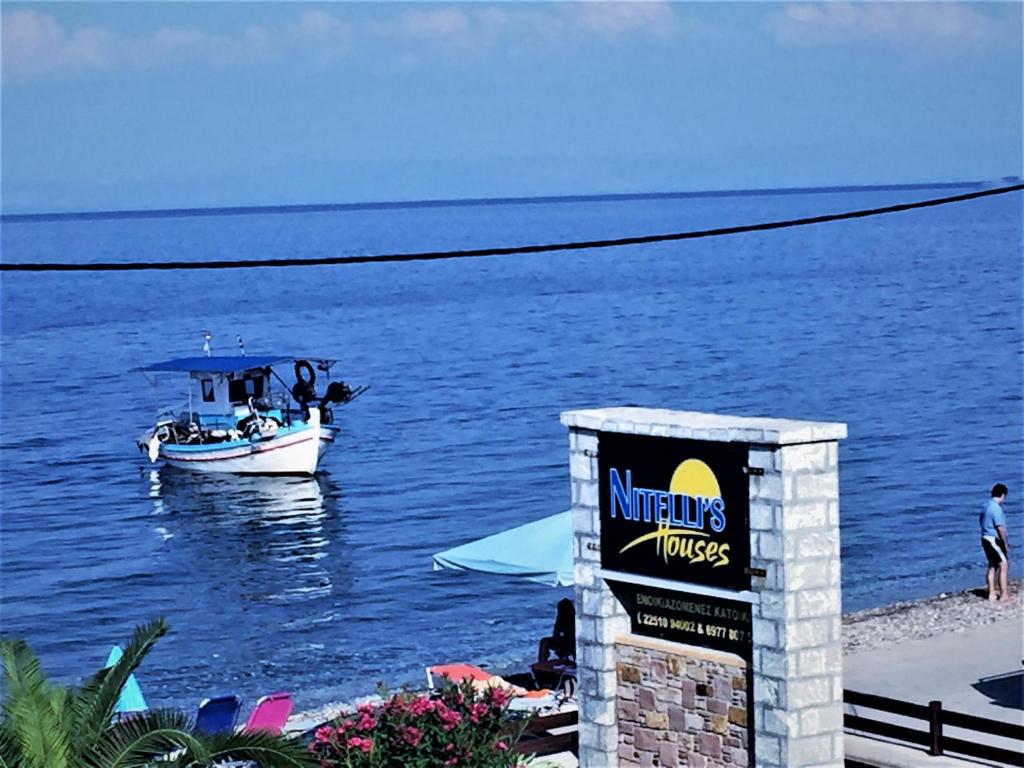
[1,186,1021,714]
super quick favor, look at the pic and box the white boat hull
[157,412,337,476]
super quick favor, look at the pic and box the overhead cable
[1,183,1020,273]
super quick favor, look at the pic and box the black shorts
[982,536,1008,567]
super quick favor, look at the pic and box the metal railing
[845,689,1024,766]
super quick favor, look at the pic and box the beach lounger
[195,694,241,734]
[243,691,293,734]
[426,663,555,703]
[425,662,493,689]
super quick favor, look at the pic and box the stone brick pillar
[567,426,630,764]
[747,439,845,767]
[562,408,847,768]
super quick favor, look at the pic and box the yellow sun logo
[669,459,721,499]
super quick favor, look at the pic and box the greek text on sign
[608,581,753,660]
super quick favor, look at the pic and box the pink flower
[489,687,510,707]
[435,704,462,731]
[409,696,437,717]
[341,735,374,754]
[401,725,423,746]
[444,759,459,766]
[386,696,408,714]
[313,725,334,743]
[496,740,509,751]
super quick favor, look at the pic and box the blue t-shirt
[980,498,1005,538]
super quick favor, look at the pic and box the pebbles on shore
[290,584,1024,728]
[842,580,1023,654]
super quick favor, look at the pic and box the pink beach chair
[242,691,293,735]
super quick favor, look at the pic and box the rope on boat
[2,183,1021,273]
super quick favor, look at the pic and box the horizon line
[1,178,1010,224]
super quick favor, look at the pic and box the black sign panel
[599,432,750,590]
[608,580,753,661]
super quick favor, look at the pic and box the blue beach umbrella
[104,645,149,714]
[432,511,573,587]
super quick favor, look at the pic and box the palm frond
[0,640,71,768]
[193,730,315,768]
[72,617,168,752]
[0,722,22,768]
[80,708,207,768]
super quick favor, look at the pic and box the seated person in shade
[537,598,576,663]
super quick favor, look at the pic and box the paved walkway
[845,616,1023,722]
[844,614,1023,766]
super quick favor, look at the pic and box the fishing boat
[136,345,364,476]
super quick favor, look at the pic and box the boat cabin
[138,355,335,434]
[190,366,275,429]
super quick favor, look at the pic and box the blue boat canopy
[137,355,334,374]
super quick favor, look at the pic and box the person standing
[980,483,1011,602]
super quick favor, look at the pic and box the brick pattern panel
[616,642,748,768]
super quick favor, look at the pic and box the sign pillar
[562,408,847,768]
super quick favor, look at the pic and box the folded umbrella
[104,645,149,714]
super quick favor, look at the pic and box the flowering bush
[309,678,531,768]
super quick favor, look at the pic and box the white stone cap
[560,407,847,445]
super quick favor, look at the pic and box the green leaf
[0,640,71,768]
[81,709,207,768]
[72,617,168,754]
[190,729,316,767]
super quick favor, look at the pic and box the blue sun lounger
[195,694,242,734]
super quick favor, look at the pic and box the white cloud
[364,2,680,61]
[558,1,678,39]
[2,3,684,81]
[1,10,278,79]
[290,9,353,43]
[366,5,519,54]
[773,1,1017,49]
[396,7,473,40]
[2,9,112,77]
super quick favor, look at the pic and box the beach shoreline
[289,581,1023,731]
[842,579,1023,655]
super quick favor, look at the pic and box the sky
[1,1,1021,213]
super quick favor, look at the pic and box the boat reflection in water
[148,468,349,605]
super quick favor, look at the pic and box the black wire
[2,183,1020,273]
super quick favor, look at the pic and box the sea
[1,184,1021,714]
